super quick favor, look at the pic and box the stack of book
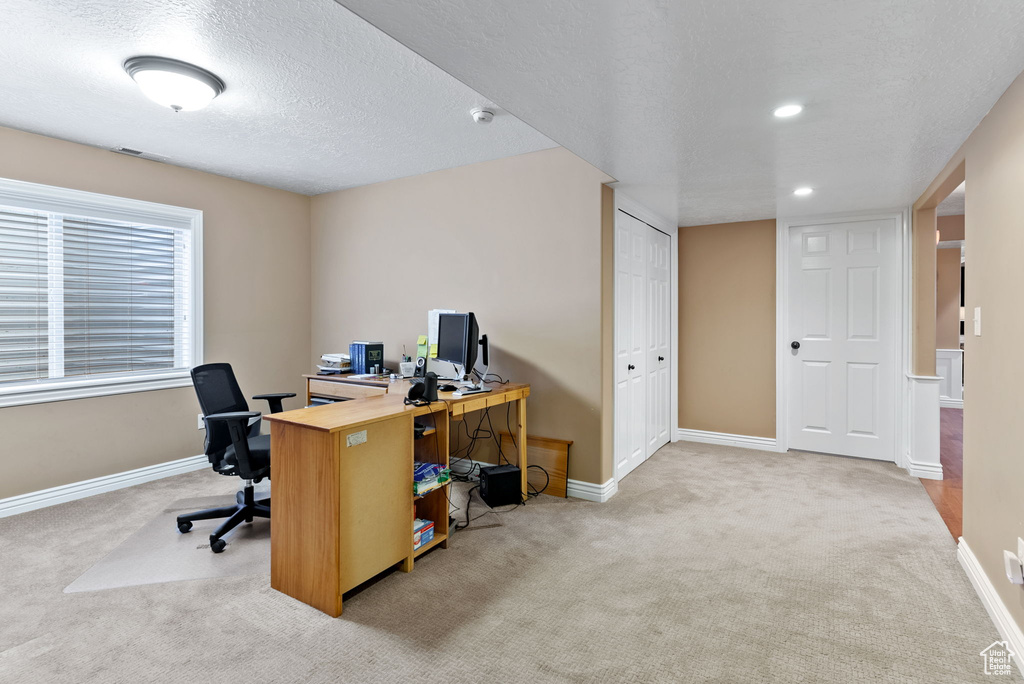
[317,353,351,375]
[349,341,384,375]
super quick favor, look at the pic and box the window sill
[0,372,193,409]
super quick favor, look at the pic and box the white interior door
[614,211,647,480]
[786,217,898,461]
[646,227,671,455]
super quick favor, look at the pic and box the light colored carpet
[0,442,1006,683]
[63,495,270,593]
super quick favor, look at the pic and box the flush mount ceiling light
[793,186,814,196]
[773,104,803,118]
[124,56,225,112]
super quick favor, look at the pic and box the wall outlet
[1016,537,1024,562]
[974,306,982,336]
[197,413,205,430]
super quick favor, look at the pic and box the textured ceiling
[0,0,555,195]
[336,0,1024,225]
[937,181,965,217]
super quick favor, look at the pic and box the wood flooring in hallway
[920,407,963,540]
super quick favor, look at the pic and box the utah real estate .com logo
[980,641,1014,676]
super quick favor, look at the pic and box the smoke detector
[471,107,494,124]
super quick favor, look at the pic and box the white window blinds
[0,179,201,406]
[0,207,49,382]
[61,216,191,378]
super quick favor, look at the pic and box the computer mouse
[439,384,458,392]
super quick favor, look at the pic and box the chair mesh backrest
[192,363,249,460]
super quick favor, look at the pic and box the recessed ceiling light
[773,104,803,118]
[793,187,813,196]
[124,56,225,112]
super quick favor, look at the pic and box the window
[0,178,202,407]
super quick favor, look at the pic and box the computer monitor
[436,312,479,380]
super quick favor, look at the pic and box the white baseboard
[0,454,208,518]
[907,457,944,480]
[676,428,778,452]
[940,398,964,409]
[566,477,617,503]
[958,538,1024,675]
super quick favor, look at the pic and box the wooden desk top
[303,373,391,387]
[265,393,439,433]
[270,378,530,432]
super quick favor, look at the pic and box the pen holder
[400,361,416,377]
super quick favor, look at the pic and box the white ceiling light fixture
[793,186,814,196]
[773,104,803,118]
[124,56,225,112]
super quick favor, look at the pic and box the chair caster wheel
[210,537,226,553]
[178,521,192,533]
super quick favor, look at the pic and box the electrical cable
[483,407,510,466]
[526,464,550,497]
[455,485,479,530]
[472,368,510,385]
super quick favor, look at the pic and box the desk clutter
[413,462,450,496]
[413,518,435,551]
[317,352,351,375]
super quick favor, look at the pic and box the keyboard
[452,386,492,397]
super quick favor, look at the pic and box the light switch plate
[974,306,982,336]
[197,413,205,430]
[1006,550,1024,585]
[346,430,367,447]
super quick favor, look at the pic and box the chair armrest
[204,411,262,425]
[204,412,262,476]
[252,393,296,414]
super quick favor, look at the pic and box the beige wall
[912,206,939,376]
[310,147,615,485]
[600,184,615,485]
[918,69,1024,631]
[678,219,776,438]
[938,214,965,242]
[0,127,311,499]
[935,214,966,351]
[936,243,962,351]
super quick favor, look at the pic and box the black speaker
[422,372,438,402]
[480,464,522,507]
[414,356,427,377]
[406,371,439,405]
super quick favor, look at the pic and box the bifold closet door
[646,227,671,455]
[614,211,648,480]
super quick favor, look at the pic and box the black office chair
[177,363,295,553]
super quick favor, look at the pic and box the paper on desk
[427,309,456,346]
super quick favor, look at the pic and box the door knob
[791,341,801,350]
[627,364,635,371]
[658,356,664,362]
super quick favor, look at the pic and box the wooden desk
[265,378,529,617]
[305,374,531,498]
